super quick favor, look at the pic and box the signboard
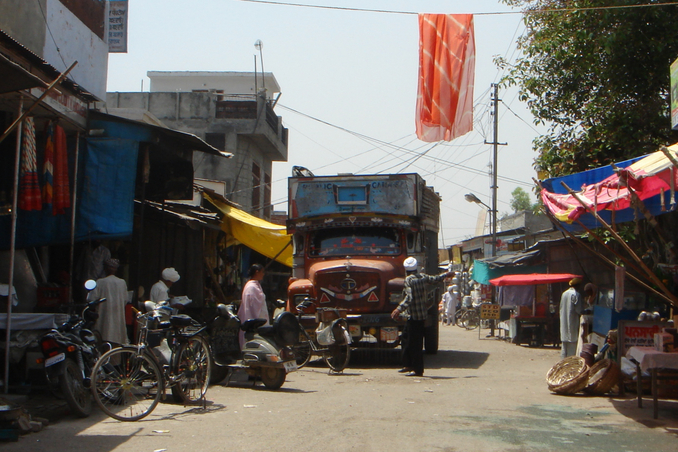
[617,320,671,359]
[672,56,678,129]
[108,1,129,53]
[480,303,500,320]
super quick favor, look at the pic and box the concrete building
[106,71,289,219]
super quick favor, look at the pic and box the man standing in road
[391,257,453,377]
[559,277,584,359]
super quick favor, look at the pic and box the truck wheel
[424,315,439,354]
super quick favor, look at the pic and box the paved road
[5,324,678,451]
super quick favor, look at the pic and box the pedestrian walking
[391,257,453,376]
[442,284,459,326]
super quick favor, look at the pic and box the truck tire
[424,314,439,354]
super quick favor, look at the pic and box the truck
[286,173,443,354]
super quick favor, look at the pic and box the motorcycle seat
[241,318,267,332]
[257,326,276,337]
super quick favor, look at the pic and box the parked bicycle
[292,299,351,372]
[90,300,211,421]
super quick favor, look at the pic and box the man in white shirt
[88,258,128,345]
[150,267,180,302]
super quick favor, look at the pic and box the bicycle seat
[170,314,193,327]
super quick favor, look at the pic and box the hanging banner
[108,1,129,53]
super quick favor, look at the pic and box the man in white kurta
[89,258,128,345]
[442,285,459,326]
[559,278,583,359]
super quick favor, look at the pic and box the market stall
[490,273,582,347]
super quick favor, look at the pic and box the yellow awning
[205,193,292,267]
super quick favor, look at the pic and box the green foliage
[498,0,678,178]
[510,187,533,212]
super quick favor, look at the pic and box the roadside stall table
[626,346,678,419]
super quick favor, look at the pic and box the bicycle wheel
[171,335,212,404]
[455,310,466,328]
[91,347,162,422]
[324,325,351,372]
[465,311,480,330]
[292,340,312,368]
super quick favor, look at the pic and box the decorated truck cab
[286,173,442,353]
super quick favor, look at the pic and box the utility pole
[485,83,506,257]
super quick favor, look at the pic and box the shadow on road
[347,348,489,370]
[609,394,678,432]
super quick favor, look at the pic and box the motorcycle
[208,302,299,390]
[38,280,107,417]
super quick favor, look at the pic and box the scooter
[208,302,299,390]
[38,279,107,417]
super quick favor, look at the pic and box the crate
[316,308,347,323]
[36,286,69,308]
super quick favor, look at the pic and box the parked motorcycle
[38,280,107,417]
[208,302,299,390]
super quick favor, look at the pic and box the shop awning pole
[0,61,77,147]
[4,97,23,393]
[67,132,81,305]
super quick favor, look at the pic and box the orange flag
[416,14,475,142]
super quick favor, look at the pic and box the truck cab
[286,173,442,353]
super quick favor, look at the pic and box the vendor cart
[489,273,582,347]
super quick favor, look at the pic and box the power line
[235,0,678,16]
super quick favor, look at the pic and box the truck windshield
[309,227,401,256]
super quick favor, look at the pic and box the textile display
[415,14,475,142]
[18,117,42,211]
[42,121,54,210]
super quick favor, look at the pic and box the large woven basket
[584,359,620,395]
[546,356,590,395]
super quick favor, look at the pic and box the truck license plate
[380,327,398,342]
[45,353,65,368]
[284,361,298,373]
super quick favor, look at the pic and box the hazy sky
[106,0,544,247]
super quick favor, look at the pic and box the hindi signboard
[108,1,129,53]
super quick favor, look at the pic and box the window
[309,227,401,257]
[264,173,271,218]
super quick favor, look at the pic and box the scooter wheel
[260,367,285,389]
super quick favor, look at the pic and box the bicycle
[90,301,212,421]
[291,299,351,372]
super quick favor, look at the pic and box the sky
[106,0,545,248]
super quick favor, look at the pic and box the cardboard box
[654,332,674,352]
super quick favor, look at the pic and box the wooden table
[626,346,678,419]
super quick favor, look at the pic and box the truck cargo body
[286,173,442,352]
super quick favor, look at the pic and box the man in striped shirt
[391,257,453,377]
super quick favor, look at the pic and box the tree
[498,0,678,178]
[509,187,533,212]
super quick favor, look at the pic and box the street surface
[5,324,678,451]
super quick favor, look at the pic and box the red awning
[489,273,582,286]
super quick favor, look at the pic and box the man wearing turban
[150,267,180,303]
[88,258,128,345]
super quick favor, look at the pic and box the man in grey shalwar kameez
[89,258,128,345]
[559,277,583,359]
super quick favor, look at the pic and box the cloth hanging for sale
[415,14,475,142]
[18,117,42,211]
[42,121,54,210]
[52,124,70,215]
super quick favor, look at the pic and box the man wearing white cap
[88,258,128,345]
[391,257,453,377]
[150,267,180,303]
[442,284,459,326]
